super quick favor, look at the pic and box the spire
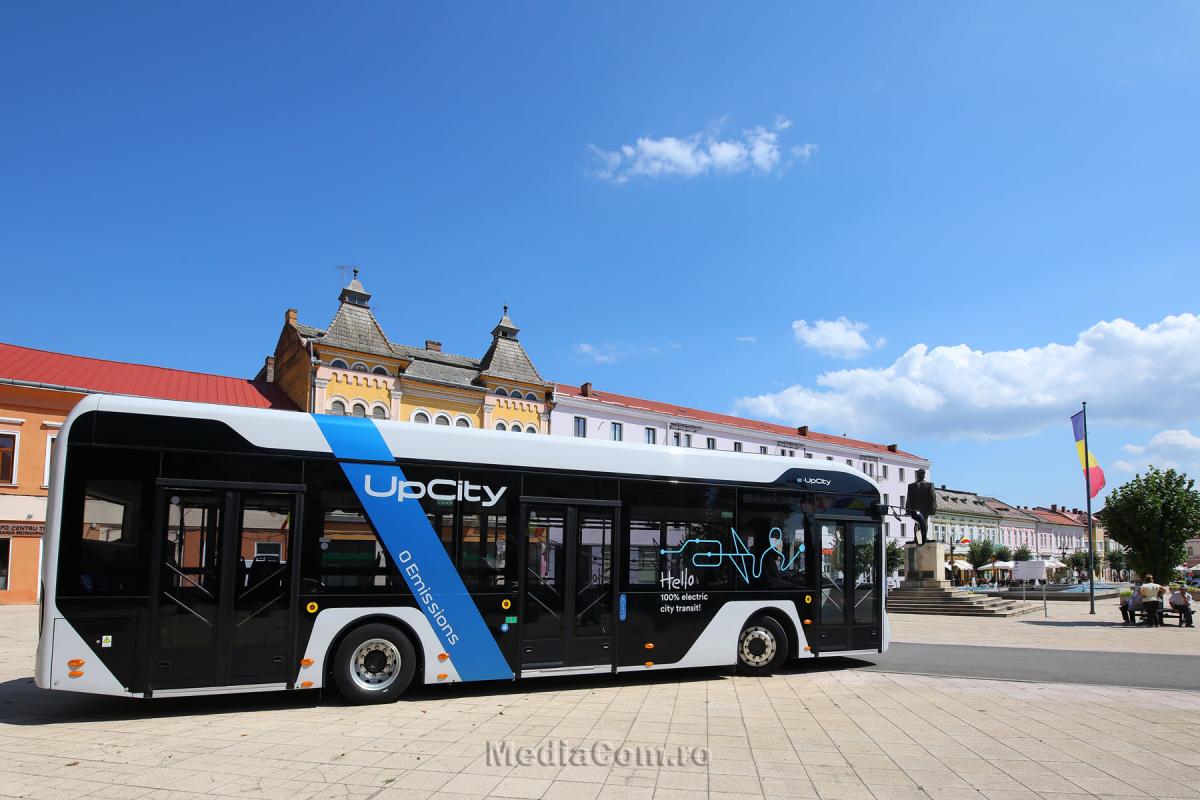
[338,268,371,307]
[491,303,519,340]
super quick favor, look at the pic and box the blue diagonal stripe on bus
[312,414,514,683]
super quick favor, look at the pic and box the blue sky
[3,3,1199,507]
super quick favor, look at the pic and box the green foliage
[1098,467,1200,583]
[995,546,1013,563]
[966,539,996,571]
[1106,547,1128,579]
[885,539,904,574]
[1066,550,1090,578]
[1013,544,1033,562]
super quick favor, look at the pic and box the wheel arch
[744,605,802,660]
[323,613,426,684]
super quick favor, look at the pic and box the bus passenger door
[520,504,615,670]
[816,518,882,652]
[152,485,302,692]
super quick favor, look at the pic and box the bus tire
[735,615,788,676]
[332,623,418,704]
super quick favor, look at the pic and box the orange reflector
[644,661,654,668]
[300,658,314,667]
[67,670,84,678]
[803,619,812,625]
[437,673,448,680]
[644,643,654,650]
[300,680,313,688]
[803,646,812,652]
[67,659,85,668]
[437,653,449,662]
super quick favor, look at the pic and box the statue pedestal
[904,542,949,587]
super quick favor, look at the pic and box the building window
[44,433,57,487]
[733,442,742,453]
[330,359,348,369]
[372,366,389,376]
[495,422,507,431]
[789,450,796,457]
[883,493,889,505]
[899,468,906,482]
[881,465,889,479]
[684,434,692,448]
[611,422,623,442]
[805,452,813,459]
[826,456,833,461]
[351,402,367,418]
[846,459,853,466]
[706,437,716,450]
[0,538,8,590]
[351,362,368,372]
[673,432,682,447]
[574,416,587,438]
[434,414,451,426]
[413,411,431,424]
[900,522,907,538]
[644,427,656,445]
[0,432,16,485]
[525,392,538,401]
[525,425,537,434]
[510,423,523,433]
[455,417,471,428]
[759,445,768,454]
[371,406,387,420]
[329,400,346,416]
[494,387,508,396]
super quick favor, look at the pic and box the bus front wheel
[735,616,788,676]
[333,623,418,704]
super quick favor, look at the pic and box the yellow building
[266,271,553,431]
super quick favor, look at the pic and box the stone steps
[887,585,1041,617]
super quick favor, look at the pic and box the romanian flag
[1070,410,1106,498]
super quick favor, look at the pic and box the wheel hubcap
[739,626,777,667]
[351,638,401,691]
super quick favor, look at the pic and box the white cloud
[736,335,757,343]
[1114,429,1200,474]
[734,313,1200,442]
[590,116,811,184]
[792,317,882,359]
[573,341,680,364]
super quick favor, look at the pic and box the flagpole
[1082,401,1096,615]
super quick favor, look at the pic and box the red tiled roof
[0,342,295,410]
[1026,507,1084,527]
[555,383,925,461]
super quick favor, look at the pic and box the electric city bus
[36,395,889,704]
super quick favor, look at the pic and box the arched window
[494,387,508,396]
[329,400,346,416]
[413,411,431,424]
[330,359,348,369]
[510,423,522,433]
[525,425,538,434]
[351,402,367,418]
[525,392,538,401]
[495,422,507,431]
[372,406,387,420]
[434,414,451,426]
[351,362,368,373]
[372,366,389,376]
[454,417,470,428]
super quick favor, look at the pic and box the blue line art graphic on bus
[660,527,804,584]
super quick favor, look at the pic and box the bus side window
[313,488,400,592]
[623,481,734,590]
[737,490,809,588]
[459,469,519,591]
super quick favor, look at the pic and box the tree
[1066,551,1090,581]
[1098,467,1200,583]
[1013,544,1032,562]
[966,539,996,571]
[995,545,1013,563]
[885,539,904,575]
[1106,547,1128,580]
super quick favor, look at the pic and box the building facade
[981,496,1040,554]
[550,382,930,543]
[928,487,1002,556]
[0,342,292,604]
[1025,505,1089,557]
[267,272,553,433]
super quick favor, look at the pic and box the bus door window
[161,492,223,653]
[575,512,612,635]
[819,521,847,624]
[851,523,880,625]
[230,493,294,674]
[524,508,566,641]
[737,491,809,589]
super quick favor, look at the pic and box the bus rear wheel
[333,623,417,704]
[736,616,788,676]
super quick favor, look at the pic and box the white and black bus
[36,395,889,703]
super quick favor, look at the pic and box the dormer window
[330,359,348,369]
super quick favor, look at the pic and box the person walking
[1169,585,1194,628]
[1140,575,1163,627]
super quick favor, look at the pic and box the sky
[2,3,1199,508]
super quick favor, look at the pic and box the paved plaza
[1,605,1198,800]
